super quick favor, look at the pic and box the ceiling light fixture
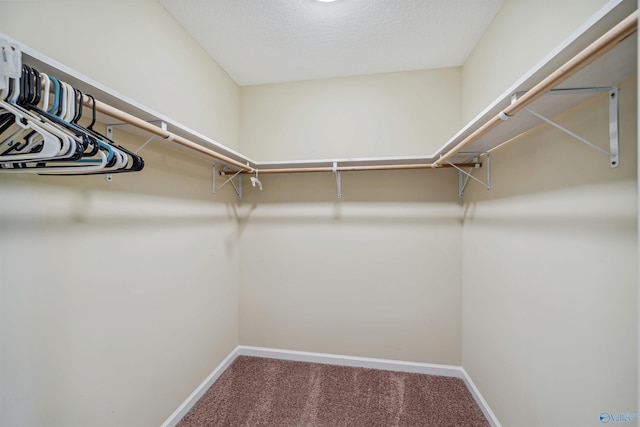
[316,0,338,2]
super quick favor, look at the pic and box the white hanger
[0,81,64,161]
[0,75,77,163]
[0,75,77,159]
[39,72,50,111]
[0,148,108,173]
[0,61,139,175]
[250,169,263,190]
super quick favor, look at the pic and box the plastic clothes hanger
[27,73,93,158]
[22,74,110,163]
[39,86,143,175]
[0,72,104,171]
[0,68,76,159]
[0,57,97,171]
[75,93,143,172]
[0,82,105,170]
[0,64,144,175]
[19,68,75,157]
[0,77,63,161]
[250,169,263,190]
[24,80,104,164]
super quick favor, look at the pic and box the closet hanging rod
[81,96,254,172]
[433,9,638,167]
[231,162,479,174]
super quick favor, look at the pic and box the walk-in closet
[1,0,637,426]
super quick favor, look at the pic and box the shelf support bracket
[105,120,167,150]
[132,135,157,155]
[446,153,490,198]
[608,87,620,168]
[217,168,243,199]
[212,163,216,195]
[515,87,619,168]
[104,120,167,182]
[333,162,342,199]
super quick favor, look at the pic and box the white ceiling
[159,0,505,86]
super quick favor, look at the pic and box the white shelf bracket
[333,161,342,199]
[106,120,167,153]
[447,154,490,198]
[104,120,167,183]
[608,87,620,168]
[217,168,243,199]
[212,163,216,195]
[515,87,619,168]
[132,135,157,155]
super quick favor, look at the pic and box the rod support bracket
[217,167,243,199]
[608,87,619,168]
[103,120,166,182]
[212,163,216,195]
[517,86,619,168]
[333,161,342,199]
[449,152,490,198]
[106,120,167,146]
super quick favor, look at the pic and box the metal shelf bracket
[212,163,216,195]
[446,153,490,198]
[106,120,167,153]
[333,161,342,199]
[104,120,167,182]
[516,87,620,168]
[217,167,243,199]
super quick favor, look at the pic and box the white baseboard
[236,345,463,378]
[160,346,241,427]
[161,345,500,427]
[461,367,502,427]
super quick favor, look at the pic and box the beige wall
[0,133,241,427]
[462,0,611,122]
[238,170,463,364]
[462,32,638,427]
[237,68,465,364]
[462,1,638,425]
[0,0,240,149]
[240,68,462,160]
[0,2,242,426]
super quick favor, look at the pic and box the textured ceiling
[159,0,505,86]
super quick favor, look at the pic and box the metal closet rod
[80,10,637,174]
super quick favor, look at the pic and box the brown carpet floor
[176,356,490,427]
